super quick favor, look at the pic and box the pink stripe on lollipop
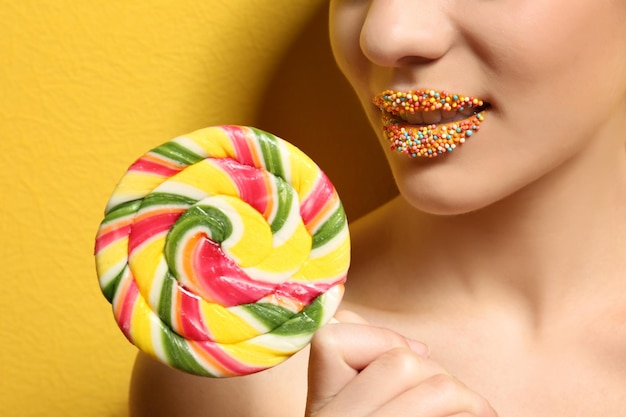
[128,211,183,253]
[129,156,182,177]
[210,158,269,217]
[300,172,334,226]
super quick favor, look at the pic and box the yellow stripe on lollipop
[183,127,236,159]
[245,222,311,278]
[107,172,167,211]
[166,160,238,198]
[285,141,320,201]
[291,231,350,282]
[129,234,167,298]
[219,341,290,368]
[199,302,263,344]
[95,236,129,285]
[217,196,273,268]
[129,296,159,358]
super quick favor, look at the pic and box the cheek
[329,3,371,93]
[468,1,626,156]
[476,1,626,94]
[329,2,387,141]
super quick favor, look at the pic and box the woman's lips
[372,89,489,158]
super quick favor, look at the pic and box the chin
[388,155,516,216]
[399,185,501,216]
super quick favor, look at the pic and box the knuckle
[309,325,341,354]
[466,395,497,417]
[378,346,422,375]
[475,398,498,417]
[425,373,464,403]
[424,374,497,416]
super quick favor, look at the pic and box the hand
[305,311,498,417]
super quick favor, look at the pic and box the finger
[333,310,430,356]
[334,309,370,324]
[319,346,444,416]
[306,323,428,416]
[373,374,499,417]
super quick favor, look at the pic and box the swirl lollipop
[95,126,350,377]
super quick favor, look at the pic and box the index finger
[306,322,428,414]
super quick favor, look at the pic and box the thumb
[333,309,370,325]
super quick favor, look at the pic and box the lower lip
[380,111,486,158]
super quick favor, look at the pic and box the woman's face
[329,0,626,214]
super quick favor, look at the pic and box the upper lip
[373,89,490,125]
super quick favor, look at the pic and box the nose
[360,0,455,67]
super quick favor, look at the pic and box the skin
[129,0,626,415]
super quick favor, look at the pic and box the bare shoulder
[129,348,310,417]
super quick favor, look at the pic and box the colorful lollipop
[95,126,350,377]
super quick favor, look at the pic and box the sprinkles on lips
[373,89,488,158]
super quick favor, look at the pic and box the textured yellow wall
[0,1,395,416]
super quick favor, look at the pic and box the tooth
[441,110,458,121]
[422,110,442,124]
[405,111,424,124]
[389,106,481,126]
[459,106,475,116]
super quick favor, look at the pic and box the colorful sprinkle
[372,89,488,158]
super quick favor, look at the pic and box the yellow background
[0,1,395,416]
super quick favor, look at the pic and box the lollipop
[95,125,350,377]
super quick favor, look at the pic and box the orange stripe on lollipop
[261,174,275,220]
[141,152,183,171]
[181,231,205,290]
[132,207,186,224]
[305,193,340,233]
[187,341,238,377]
[97,216,134,237]
[245,130,264,169]
[258,292,305,313]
